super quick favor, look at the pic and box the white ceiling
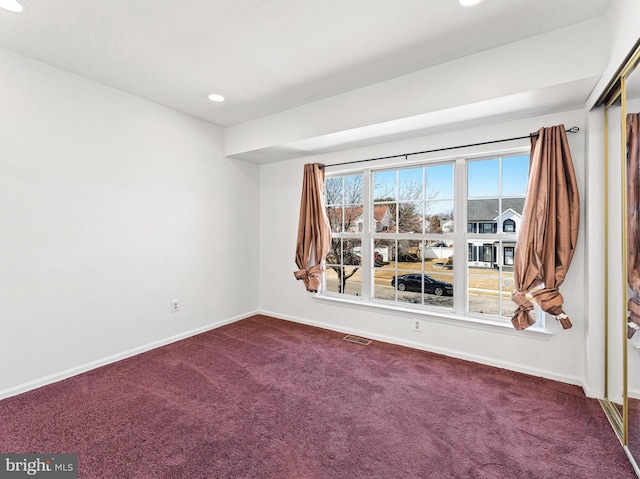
[0,0,612,129]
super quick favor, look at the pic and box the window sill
[313,293,553,340]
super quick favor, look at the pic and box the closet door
[625,54,640,470]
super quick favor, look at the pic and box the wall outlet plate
[171,299,180,313]
[413,320,423,333]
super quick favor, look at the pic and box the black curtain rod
[321,126,580,169]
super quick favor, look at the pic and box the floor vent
[343,335,372,346]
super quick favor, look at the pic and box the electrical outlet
[413,320,423,333]
[171,299,180,313]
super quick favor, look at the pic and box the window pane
[343,205,362,233]
[374,239,395,269]
[326,174,364,233]
[398,202,423,233]
[426,163,454,200]
[374,170,396,201]
[429,242,454,270]
[467,198,498,233]
[502,155,529,196]
[343,175,364,204]
[468,276,500,316]
[325,177,343,205]
[343,239,361,266]
[501,197,524,232]
[326,238,341,266]
[467,241,525,319]
[373,203,395,233]
[395,272,424,305]
[326,206,343,233]
[501,274,517,318]
[325,266,342,294]
[423,272,454,308]
[468,159,499,197]
[325,266,361,296]
[398,239,422,262]
[425,200,454,234]
[341,267,361,296]
[398,168,423,201]
[373,268,396,301]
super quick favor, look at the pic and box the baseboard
[630,388,640,401]
[260,309,587,390]
[0,310,258,401]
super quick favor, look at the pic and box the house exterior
[441,220,454,233]
[330,205,395,234]
[467,198,524,269]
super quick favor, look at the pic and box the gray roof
[467,198,525,222]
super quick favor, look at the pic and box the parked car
[391,274,453,296]
[430,241,448,247]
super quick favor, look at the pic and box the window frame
[319,149,545,332]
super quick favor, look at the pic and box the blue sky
[373,163,454,201]
[468,155,529,197]
[373,155,529,201]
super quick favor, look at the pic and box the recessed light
[207,93,225,103]
[0,0,25,13]
[457,0,485,7]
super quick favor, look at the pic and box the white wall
[0,48,260,397]
[260,109,591,388]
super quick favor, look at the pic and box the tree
[428,215,442,233]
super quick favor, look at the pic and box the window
[504,246,515,266]
[481,244,494,263]
[480,223,496,234]
[322,153,537,327]
[324,175,363,296]
[503,219,516,233]
[367,164,455,308]
[467,155,529,320]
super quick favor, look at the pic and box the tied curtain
[511,125,580,330]
[294,163,331,292]
[628,114,640,338]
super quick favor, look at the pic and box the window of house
[322,153,538,327]
[480,223,496,234]
[481,244,494,263]
[503,219,516,233]
[504,246,515,265]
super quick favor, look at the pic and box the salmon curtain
[294,163,332,292]
[511,125,580,330]
[627,114,640,338]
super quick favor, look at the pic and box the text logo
[0,454,77,478]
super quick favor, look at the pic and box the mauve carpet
[0,315,634,478]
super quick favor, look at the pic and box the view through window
[322,153,537,326]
